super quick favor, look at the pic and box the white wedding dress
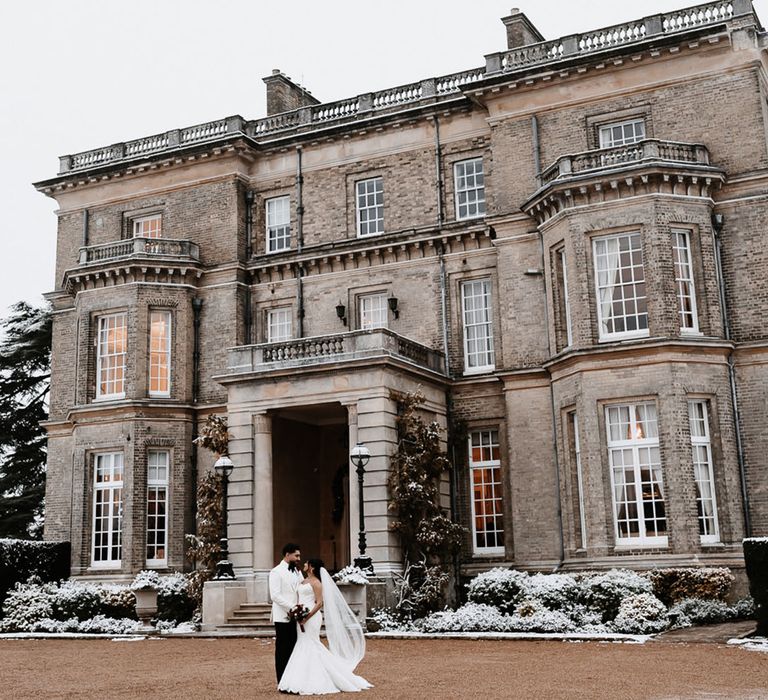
[278,574,372,695]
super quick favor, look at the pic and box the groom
[269,542,303,684]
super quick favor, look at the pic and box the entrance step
[225,602,273,632]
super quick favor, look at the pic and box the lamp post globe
[350,443,373,573]
[213,455,236,580]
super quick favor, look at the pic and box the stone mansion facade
[36,1,768,612]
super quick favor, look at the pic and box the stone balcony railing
[228,328,446,376]
[485,0,751,73]
[54,1,755,176]
[78,237,200,265]
[538,139,711,187]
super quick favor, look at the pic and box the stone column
[252,413,274,571]
[345,402,360,562]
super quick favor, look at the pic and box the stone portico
[203,329,447,624]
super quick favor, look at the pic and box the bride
[278,558,372,695]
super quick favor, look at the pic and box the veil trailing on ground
[319,567,365,669]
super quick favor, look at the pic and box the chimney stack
[501,8,545,49]
[263,70,320,116]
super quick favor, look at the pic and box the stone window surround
[586,105,653,151]
[340,281,394,332]
[260,297,296,343]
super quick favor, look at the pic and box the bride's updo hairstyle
[307,558,325,575]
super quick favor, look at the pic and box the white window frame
[461,279,495,374]
[672,228,700,334]
[132,214,162,238]
[148,310,172,397]
[266,196,291,253]
[571,413,587,550]
[355,177,384,237]
[267,307,292,343]
[359,293,388,330]
[91,452,124,568]
[454,158,486,221]
[96,312,128,400]
[606,402,668,547]
[469,429,505,555]
[688,400,720,544]
[598,119,646,148]
[146,449,169,567]
[593,232,649,342]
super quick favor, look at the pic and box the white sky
[1,0,766,318]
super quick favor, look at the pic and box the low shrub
[646,567,733,606]
[576,569,653,621]
[367,608,414,632]
[98,585,137,620]
[417,602,510,633]
[51,580,102,621]
[466,568,528,613]
[518,573,580,611]
[0,579,54,632]
[508,598,575,633]
[612,593,668,635]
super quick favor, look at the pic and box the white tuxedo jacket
[268,560,302,623]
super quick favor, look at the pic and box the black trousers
[275,621,297,682]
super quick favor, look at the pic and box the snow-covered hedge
[576,569,653,621]
[333,566,369,585]
[668,596,756,628]
[611,593,668,634]
[466,568,527,613]
[0,572,195,633]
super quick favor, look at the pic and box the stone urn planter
[743,538,768,636]
[132,586,159,629]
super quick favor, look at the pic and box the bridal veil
[319,567,366,669]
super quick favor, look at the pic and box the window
[132,214,162,238]
[469,430,504,554]
[92,452,124,566]
[568,412,586,550]
[606,403,667,546]
[96,312,128,399]
[267,307,292,343]
[359,293,388,330]
[149,311,171,397]
[461,279,495,372]
[672,229,699,333]
[454,158,486,220]
[599,119,645,148]
[266,196,291,253]
[146,450,169,566]
[554,247,573,350]
[356,177,384,237]
[593,232,648,341]
[689,401,720,543]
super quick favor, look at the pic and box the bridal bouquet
[288,604,310,632]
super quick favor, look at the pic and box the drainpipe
[538,231,565,569]
[82,209,89,246]
[711,214,751,537]
[296,146,305,337]
[191,297,203,524]
[532,115,541,179]
[434,117,444,225]
[244,190,254,345]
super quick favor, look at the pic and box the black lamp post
[213,455,236,580]
[350,443,373,572]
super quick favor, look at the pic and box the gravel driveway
[0,637,765,699]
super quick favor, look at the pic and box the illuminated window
[149,311,171,397]
[469,429,504,554]
[146,450,169,566]
[92,452,123,567]
[96,313,127,399]
[132,214,162,238]
[606,402,667,546]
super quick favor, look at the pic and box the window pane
[356,178,384,236]
[469,430,504,553]
[92,453,124,565]
[462,279,494,371]
[360,293,388,330]
[267,307,292,343]
[97,313,127,398]
[133,214,162,238]
[149,311,171,396]
[267,196,291,252]
[672,229,698,331]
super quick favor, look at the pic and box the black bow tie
[288,562,297,572]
